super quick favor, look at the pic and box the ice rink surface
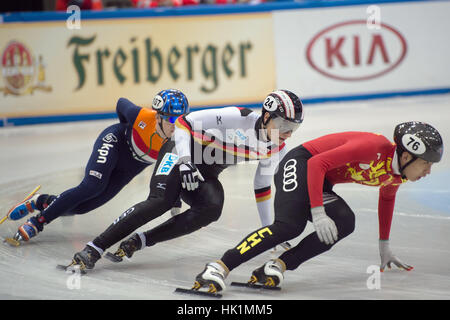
[0,95,449,300]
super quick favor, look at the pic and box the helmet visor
[271,117,301,134]
[160,114,179,124]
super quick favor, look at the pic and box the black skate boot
[105,233,142,263]
[249,259,286,288]
[72,245,102,270]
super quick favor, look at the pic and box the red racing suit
[303,132,407,240]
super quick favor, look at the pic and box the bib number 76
[402,134,426,154]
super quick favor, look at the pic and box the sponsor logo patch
[155,153,179,176]
[282,159,298,192]
[97,143,114,163]
[138,121,146,129]
[102,133,118,144]
[89,170,102,179]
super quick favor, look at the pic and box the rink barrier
[1,0,449,127]
[1,87,448,127]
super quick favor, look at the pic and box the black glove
[179,159,204,191]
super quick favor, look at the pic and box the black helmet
[262,89,304,125]
[394,121,443,163]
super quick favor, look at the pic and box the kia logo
[306,20,407,81]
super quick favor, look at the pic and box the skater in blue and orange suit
[7,89,189,243]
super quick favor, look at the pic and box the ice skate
[193,261,229,293]
[5,216,44,246]
[3,185,41,223]
[18,216,43,240]
[105,233,142,263]
[248,259,286,288]
[57,245,100,274]
[70,245,102,271]
[4,231,26,247]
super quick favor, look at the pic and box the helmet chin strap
[260,114,271,142]
[398,152,417,179]
[157,117,169,140]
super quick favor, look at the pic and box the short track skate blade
[104,252,123,263]
[56,264,87,275]
[0,216,7,225]
[230,282,281,291]
[174,287,222,298]
[4,237,21,247]
[56,264,70,271]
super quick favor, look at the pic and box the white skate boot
[249,259,286,288]
[193,261,229,293]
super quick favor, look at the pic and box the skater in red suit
[193,121,444,293]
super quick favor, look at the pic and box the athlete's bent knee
[337,214,355,239]
[205,203,223,223]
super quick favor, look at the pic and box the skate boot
[5,215,45,246]
[72,245,102,270]
[7,194,40,221]
[249,259,286,288]
[193,261,229,293]
[105,233,142,263]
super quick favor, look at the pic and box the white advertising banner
[273,1,450,98]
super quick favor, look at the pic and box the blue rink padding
[1,88,449,127]
[0,0,438,23]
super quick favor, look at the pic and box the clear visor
[271,117,301,134]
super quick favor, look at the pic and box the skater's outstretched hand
[379,240,414,272]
